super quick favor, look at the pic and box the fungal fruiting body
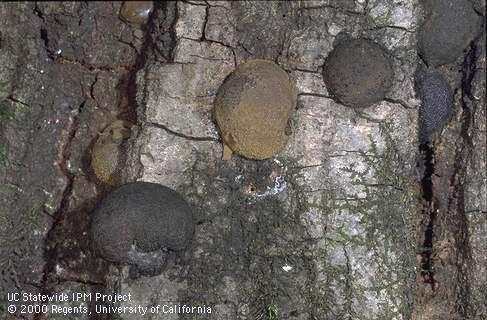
[214,59,297,160]
[322,38,393,108]
[415,67,454,144]
[120,1,154,26]
[91,120,131,186]
[90,182,194,275]
[418,0,480,66]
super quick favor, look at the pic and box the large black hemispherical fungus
[418,0,480,66]
[415,67,454,144]
[90,182,194,276]
[322,38,393,108]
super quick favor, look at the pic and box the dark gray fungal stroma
[415,67,454,144]
[90,182,194,276]
[322,38,393,108]
[418,0,480,66]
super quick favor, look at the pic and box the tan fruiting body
[91,120,131,185]
[214,59,297,160]
[119,1,154,26]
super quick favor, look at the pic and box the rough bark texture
[0,1,485,320]
[412,1,486,319]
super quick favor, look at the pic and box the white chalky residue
[255,175,287,199]
[282,264,293,272]
[55,264,65,275]
[328,23,341,36]
[255,159,287,199]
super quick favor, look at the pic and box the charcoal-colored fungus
[119,1,154,26]
[91,120,131,186]
[322,38,393,108]
[90,182,194,275]
[415,67,454,143]
[418,0,480,66]
[214,59,297,160]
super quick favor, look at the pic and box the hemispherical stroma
[214,59,297,160]
[91,120,131,186]
[415,67,453,143]
[418,0,480,66]
[119,1,154,26]
[322,38,393,108]
[90,182,194,275]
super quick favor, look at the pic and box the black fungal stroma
[322,38,393,108]
[418,0,480,67]
[90,182,195,276]
[415,67,454,144]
